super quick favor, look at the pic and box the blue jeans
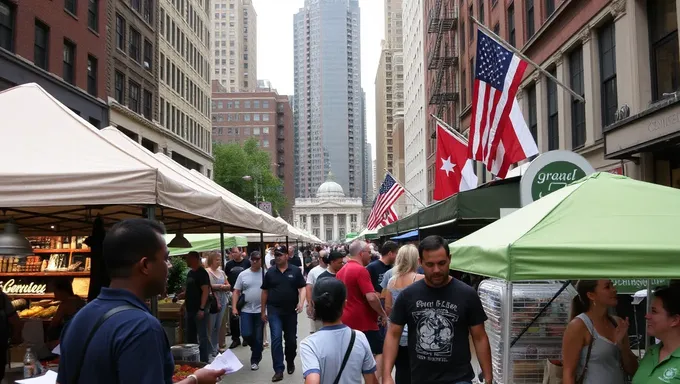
[209,303,227,355]
[267,305,298,373]
[185,309,211,363]
[240,312,264,364]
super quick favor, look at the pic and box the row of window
[160,7,210,84]
[114,71,153,119]
[212,113,271,122]
[159,53,210,118]
[115,14,153,72]
[159,97,211,152]
[212,99,269,109]
[64,0,100,32]
[212,126,271,136]
[215,137,270,148]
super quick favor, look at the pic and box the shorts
[364,329,384,355]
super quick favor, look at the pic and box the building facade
[211,0,256,91]
[157,0,213,175]
[0,0,108,125]
[211,81,296,219]
[293,0,364,199]
[292,173,364,242]
[402,0,428,214]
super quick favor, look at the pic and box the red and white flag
[434,122,478,200]
[469,30,537,178]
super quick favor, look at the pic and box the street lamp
[242,175,260,205]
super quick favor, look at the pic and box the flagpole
[384,169,427,208]
[430,114,469,143]
[469,16,585,103]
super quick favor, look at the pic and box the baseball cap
[274,245,288,256]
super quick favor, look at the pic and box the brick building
[211,81,296,220]
[0,0,109,125]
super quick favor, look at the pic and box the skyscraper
[211,0,257,91]
[293,0,364,199]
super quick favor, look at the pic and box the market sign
[612,279,670,294]
[520,150,596,206]
[0,279,47,295]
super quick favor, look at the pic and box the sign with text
[520,150,596,206]
[0,279,48,295]
[258,201,272,216]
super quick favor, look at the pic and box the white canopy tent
[99,127,265,233]
[0,83,229,234]
[274,217,317,243]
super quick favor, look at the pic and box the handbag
[207,285,220,314]
[542,359,563,384]
[332,330,356,384]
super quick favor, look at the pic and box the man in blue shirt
[57,219,225,384]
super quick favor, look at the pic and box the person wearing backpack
[300,278,378,384]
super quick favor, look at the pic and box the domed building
[292,172,364,242]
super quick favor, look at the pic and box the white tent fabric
[274,217,315,243]
[99,127,264,232]
[153,154,287,235]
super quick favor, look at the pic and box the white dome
[316,172,345,198]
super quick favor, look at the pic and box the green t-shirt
[633,343,680,384]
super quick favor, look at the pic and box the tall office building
[293,0,364,199]
[402,0,427,214]
[211,0,257,91]
[158,0,213,175]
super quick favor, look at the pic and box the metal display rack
[478,280,576,383]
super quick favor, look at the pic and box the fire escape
[427,0,459,118]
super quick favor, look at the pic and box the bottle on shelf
[23,347,38,378]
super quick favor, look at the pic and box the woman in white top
[384,244,423,384]
[206,251,230,356]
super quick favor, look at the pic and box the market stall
[165,233,248,256]
[448,172,680,383]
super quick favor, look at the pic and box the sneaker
[272,372,284,382]
[250,363,259,371]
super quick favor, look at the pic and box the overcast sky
[252,0,384,161]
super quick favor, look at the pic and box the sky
[252,0,384,162]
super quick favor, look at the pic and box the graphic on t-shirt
[412,300,459,362]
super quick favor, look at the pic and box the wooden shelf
[0,271,90,277]
[32,249,90,254]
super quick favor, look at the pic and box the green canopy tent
[164,233,248,256]
[449,172,680,281]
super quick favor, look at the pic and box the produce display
[173,364,199,382]
[18,300,60,319]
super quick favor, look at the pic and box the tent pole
[147,205,158,318]
[502,281,513,383]
[646,280,652,349]
[286,236,289,250]
[260,231,265,264]
[220,224,225,267]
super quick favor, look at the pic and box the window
[263,101,269,108]
[34,21,49,70]
[478,0,484,25]
[131,0,140,12]
[507,3,515,47]
[263,113,269,121]
[547,69,558,150]
[143,39,152,70]
[569,47,585,149]
[493,22,500,36]
[468,5,474,40]
[526,0,535,39]
[527,84,538,143]
[65,0,76,15]
[87,55,97,96]
[461,69,467,106]
[263,139,269,148]
[545,0,555,17]
[253,127,260,135]
[244,113,251,121]
[245,100,251,108]
[648,0,679,101]
[0,0,14,52]
[253,113,260,121]
[128,80,140,113]
[62,40,75,84]
[143,89,152,119]
[143,0,153,23]
[88,0,98,31]
[129,28,141,62]
[599,22,617,127]
[254,100,260,108]
[262,127,269,134]
[115,14,125,51]
[114,71,125,102]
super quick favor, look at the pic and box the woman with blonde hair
[384,244,423,384]
[206,251,230,356]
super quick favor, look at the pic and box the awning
[165,233,248,256]
[391,230,418,240]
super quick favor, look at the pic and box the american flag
[366,174,404,230]
[469,30,530,176]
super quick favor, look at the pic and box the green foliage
[213,138,286,215]
[167,255,188,295]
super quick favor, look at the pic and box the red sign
[607,167,623,175]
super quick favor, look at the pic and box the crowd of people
[0,217,676,384]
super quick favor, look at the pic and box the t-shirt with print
[185,267,210,313]
[300,324,376,384]
[366,259,392,293]
[317,270,336,281]
[390,278,487,384]
[234,268,264,314]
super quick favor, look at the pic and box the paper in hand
[205,349,243,374]
[52,345,60,355]
[16,370,58,384]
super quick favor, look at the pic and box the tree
[213,138,286,215]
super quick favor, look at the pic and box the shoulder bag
[207,284,220,314]
[236,267,265,313]
[71,304,140,384]
[332,330,356,384]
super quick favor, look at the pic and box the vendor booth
[448,172,680,383]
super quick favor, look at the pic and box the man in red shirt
[337,240,388,381]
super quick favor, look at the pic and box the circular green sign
[530,161,587,200]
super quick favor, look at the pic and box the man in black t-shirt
[316,251,344,281]
[382,236,493,384]
[366,241,398,293]
[184,251,212,362]
[287,246,302,270]
[224,247,251,348]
